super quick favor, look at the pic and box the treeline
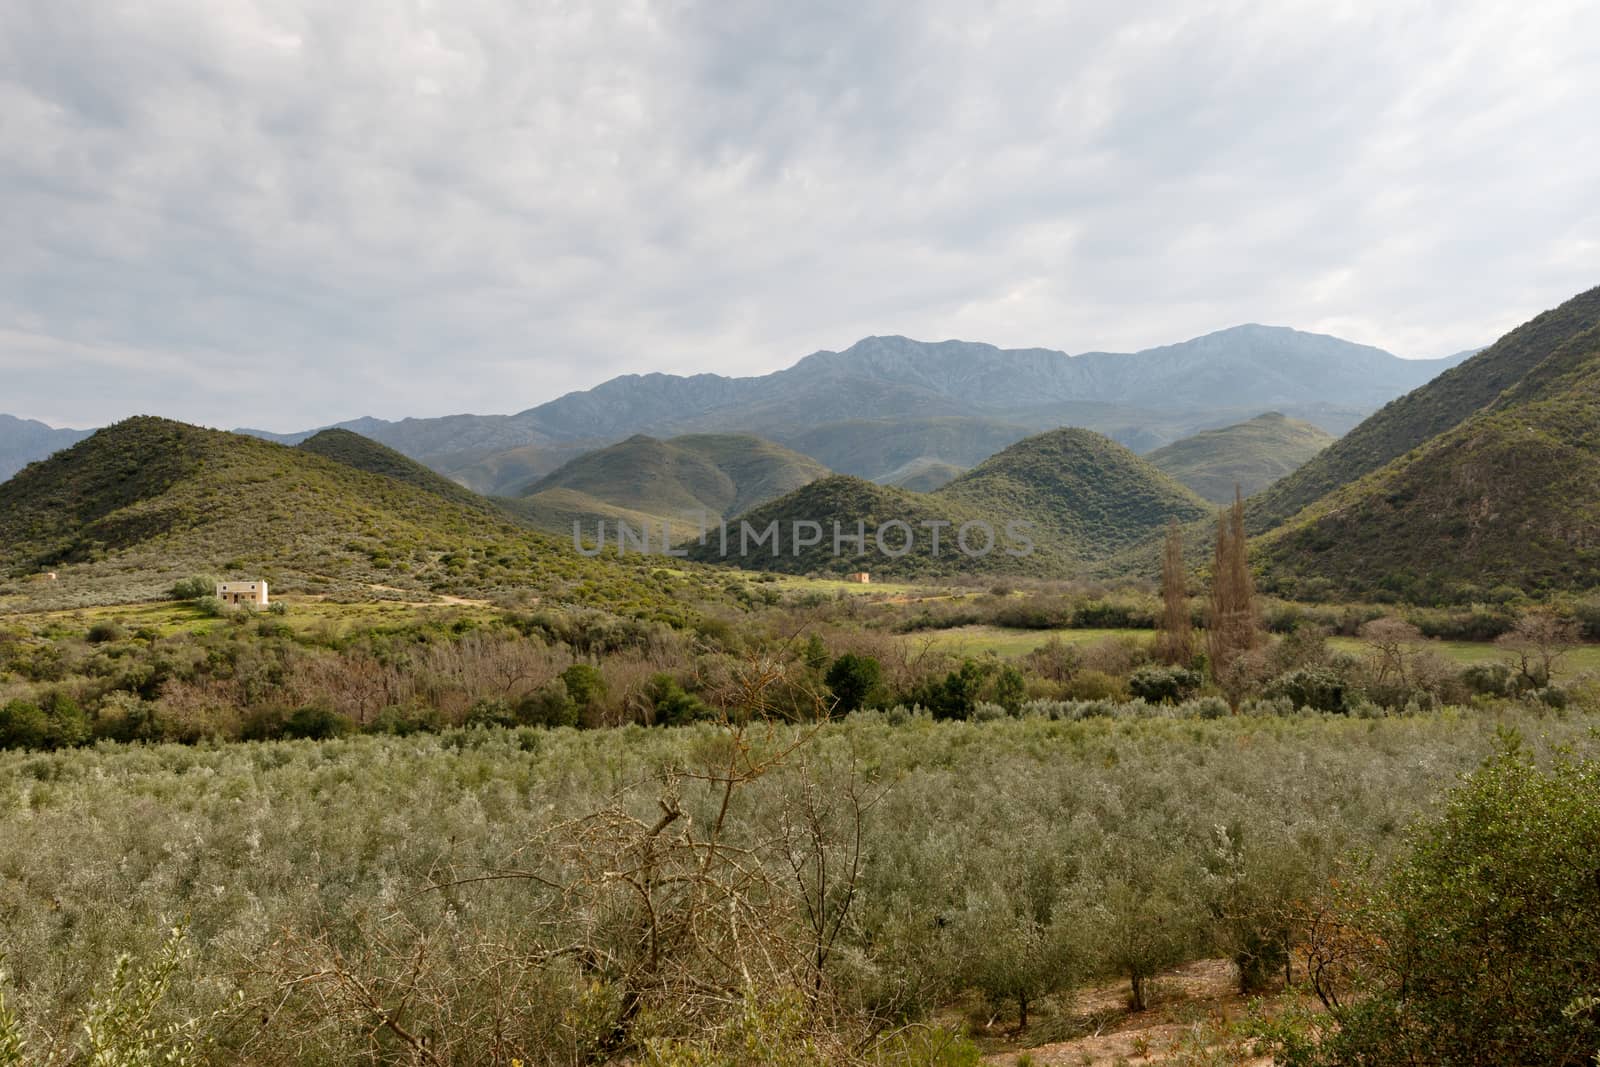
[1,592,1593,752]
[887,581,1600,642]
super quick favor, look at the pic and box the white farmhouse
[216,580,269,607]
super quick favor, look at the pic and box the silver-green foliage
[1,927,233,1067]
[0,705,1595,1060]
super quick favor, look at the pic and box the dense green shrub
[645,674,709,726]
[1461,660,1518,697]
[169,575,217,601]
[0,701,48,750]
[465,698,519,729]
[1062,669,1125,702]
[825,653,883,714]
[516,683,580,728]
[86,620,128,644]
[367,704,444,736]
[1576,596,1600,641]
[1264,667,1349,714]
[990,599,1071,630]
[903,660,990,721]
[1290,747,1600,1065]
[281,705,353,740]
[1127,665,1202,704]
[1534,684,1569,709]
[560,663,607,716]
[992,664,1025,713]
[0,693,90,751]
[1072,598,1155,630]
[1408,604,1518,641]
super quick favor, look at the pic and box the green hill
[1257,321,1600,599]
[0,417,705,611]
[938,428,1212,563]
[296,428,498,514]
[1249,285,1600,530]
[516,433,829,540]
[1146,412,1333,503]
[683,474,1008,578]
[690,428,1211,578]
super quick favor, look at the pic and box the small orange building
[845,572,871,584]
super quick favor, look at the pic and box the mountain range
[0,415,92,483]
[14,289,1597,605]
[2,283,1595,606]
[3,325,1469,494]
[238,325,1468,486]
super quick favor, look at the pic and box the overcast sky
[3,0,1597,430]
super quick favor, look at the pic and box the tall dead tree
[1207,487,1260,706]
[1156,518,1194,666]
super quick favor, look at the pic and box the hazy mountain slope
[1146,412,1334,503]
[295,429,499,514]
[0,417,689,609]
[252,327,1466,464]
[884,458,966,492]
[778,416,1034,481]
[515,433,829,538]
[937,429,1212,564]
[0,415,93,483]
[435,441,600,496]
[1247,286,1600,529]
[1257,322,1600,598]
[499,488,702,545]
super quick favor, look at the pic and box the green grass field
[901,624,1150,657]
[901,624,1600,677]
[14,595,502,639]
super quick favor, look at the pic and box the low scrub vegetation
[2,700,1595,1063]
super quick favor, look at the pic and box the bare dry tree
[1497,610,1580,689]
[1207,487,1260,706]
[773,748,888,1009]
[436,644,852,1053]
[1360,617,1424,690]
[1156,518,1194,666]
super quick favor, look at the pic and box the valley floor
[905,623,1600,677]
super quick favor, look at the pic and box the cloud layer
[3,0,1597,428]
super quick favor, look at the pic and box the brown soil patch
[983,959,1275,1066]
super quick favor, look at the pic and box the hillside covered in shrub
[1259,322,1600,599]
[0,417,717,612]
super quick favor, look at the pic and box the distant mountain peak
[165,324,1475,481]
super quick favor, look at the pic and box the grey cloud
[1,0,1597,430]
